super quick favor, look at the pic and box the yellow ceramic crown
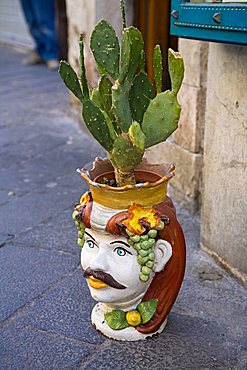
[77,158,175,210]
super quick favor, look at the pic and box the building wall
[201,43,247,284]
[146,39,208,212]
[0,0,33,48]
[66,0,95,89]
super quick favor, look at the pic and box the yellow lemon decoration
[126,310,141,326]
[104,299,158,330]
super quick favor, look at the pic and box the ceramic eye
[87,240,95,249]
[114,247,127,256]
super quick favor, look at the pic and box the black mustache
[83,267,126,290]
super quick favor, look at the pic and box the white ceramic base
[91,302,167,341]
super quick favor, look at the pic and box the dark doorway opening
[134,0,178,90]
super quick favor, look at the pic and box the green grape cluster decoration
[72,210,85,248]
[126,222,165,282]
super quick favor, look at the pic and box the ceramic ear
[153,240,172,273]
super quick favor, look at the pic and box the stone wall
[0,0,33,48]
[200,43,247,284]
[146,39,208,212]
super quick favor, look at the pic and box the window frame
[170,0,247,45]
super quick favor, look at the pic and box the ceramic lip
[76,158,175,192]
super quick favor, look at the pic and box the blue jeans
[20,0,58,61]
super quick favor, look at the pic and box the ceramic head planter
[72,159,186,341]
[59,0,186,341]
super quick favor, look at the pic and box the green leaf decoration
[137,298,158,324]
[59,61,83,102]
[104,310,129,330]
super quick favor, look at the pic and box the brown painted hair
[80,197,186,335]
[136,200,186,334]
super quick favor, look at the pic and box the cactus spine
[59,1,184,187]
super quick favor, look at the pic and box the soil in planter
[101,177,117,187]
[101,177,143,187]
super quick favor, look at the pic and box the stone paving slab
[0,123,39,149]
[81,313,245,370]
[175,208,247,329]
[175,250,247,328]
[0,191,13,206]
[98,312,244,370]
[0,131,67,167]
[12,209,79,255]
[0,234,14,247]
[0,114,90,152]
[0,322,95,370]
[0,179,85,234]
[15,268,105,345]
[0,244,78,322]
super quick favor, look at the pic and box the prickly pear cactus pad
[90,20,120,80]
[59,0,184,188]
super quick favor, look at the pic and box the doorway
[134,0,178,90]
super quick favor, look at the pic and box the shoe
[46,59,59,71]
[22,51,43,65]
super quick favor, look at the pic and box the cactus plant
[59,0,184,186]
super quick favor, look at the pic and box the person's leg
[20,0,43,59]
[30,0,58,61]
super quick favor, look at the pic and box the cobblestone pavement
[0,44,246,370]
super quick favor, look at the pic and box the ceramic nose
[89,247,110,272]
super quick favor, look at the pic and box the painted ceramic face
[81,228,152,305]
[81,228,172,306]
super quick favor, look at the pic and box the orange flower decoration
[79,191,91,206]
[123,204,161,235]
